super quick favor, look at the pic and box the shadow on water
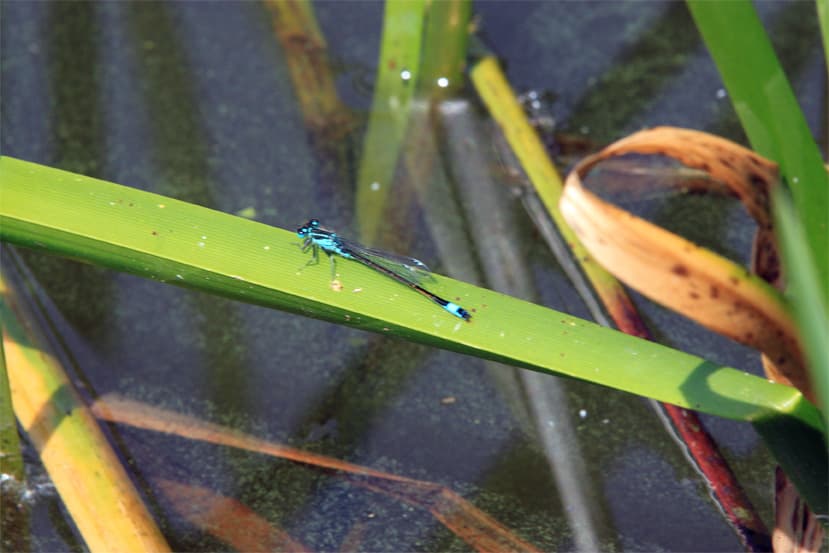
[125,2,251,420]
[564,2,701,143]
[16,1,114,351]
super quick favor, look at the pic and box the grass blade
[2,155,827,512]
[687,0,829,303]
[0,156,822,426]
[773,188,829,427]
[1,248,171,552]
[355,0,427,242]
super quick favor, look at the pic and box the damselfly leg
[299,240,339,281]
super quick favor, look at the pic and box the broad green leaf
[1,155,826,511]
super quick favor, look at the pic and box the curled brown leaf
[559,126,812,401]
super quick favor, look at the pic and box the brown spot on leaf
[748,172,768,189]
[672,264,689,276]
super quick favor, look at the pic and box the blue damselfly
[296,219,471,321]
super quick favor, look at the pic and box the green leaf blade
[4,155,826,511]
[687,0,829,302]
[1,156,821,426]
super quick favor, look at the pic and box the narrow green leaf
[772,187,829,427]
[418,0,470,97]
[687,0,829,303]
[0,332,24,482]
[0,253,171,551]
[2,155,826,511]
[355,0,427,242]
[818,0,829,76]
[0,155,821,425]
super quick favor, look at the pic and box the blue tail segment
[443,302,472,321]
[296,219,472,321]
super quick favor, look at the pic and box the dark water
[1,1,824,551]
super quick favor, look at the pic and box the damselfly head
[296,219,320,238]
